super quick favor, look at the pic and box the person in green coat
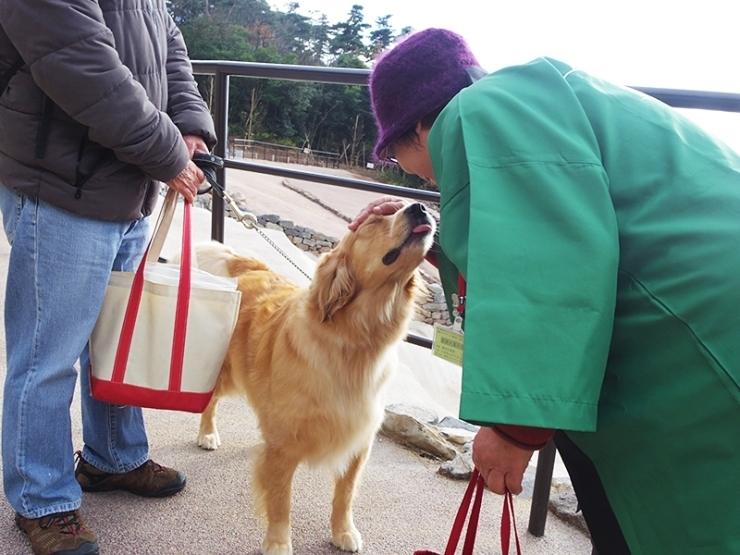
[351,28,740,555]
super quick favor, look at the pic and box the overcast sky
[271,0,740,151]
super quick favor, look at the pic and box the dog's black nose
[405,203,427,217]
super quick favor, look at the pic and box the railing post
[211,69,229,242]
[528,439,557,537]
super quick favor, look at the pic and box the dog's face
[347,202,436,280]
[311,203,436,321]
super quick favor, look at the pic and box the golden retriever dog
[193,202,435,555]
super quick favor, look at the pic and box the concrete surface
[0,166,591,554]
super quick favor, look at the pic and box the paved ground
[0,165,592,554]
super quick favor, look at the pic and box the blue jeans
[0,185,151,518]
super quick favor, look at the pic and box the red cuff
[425,249,438,268]
[493,424,555,450]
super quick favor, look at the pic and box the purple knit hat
[370,28,482,161]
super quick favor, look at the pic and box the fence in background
[229,138,343,169]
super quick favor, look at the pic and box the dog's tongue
[413,224,433,234]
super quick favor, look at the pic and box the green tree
[167,0,432,175]
[168,0,208,25]
[307,13,331,64]
[180,17,256,61]
[270,3,315,64]
[368,15,394,58]
[329,5,370,59]
[210,0,273,26]
[304,80,372,165]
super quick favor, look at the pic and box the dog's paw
[261,539,292,555]
[197,431,221,450]
[332,526,363,552]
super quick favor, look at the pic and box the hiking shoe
[75,453,186,498]
[15,510,99,555]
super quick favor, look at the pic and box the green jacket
[429,57,740,553]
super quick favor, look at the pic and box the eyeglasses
[383,146,399,165]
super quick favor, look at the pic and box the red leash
[501,488,522,555]
[415,468,522,555]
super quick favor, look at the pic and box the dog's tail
[168,241,240,278]
[170,241,271,278]
[192,241,239,277]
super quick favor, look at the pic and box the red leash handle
[461,471,485,555]
[501,489,522,555]
[441,468,484,555]
[434,469,522,555]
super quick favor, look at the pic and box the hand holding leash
[192,152,258,228]
[166,160,204,203]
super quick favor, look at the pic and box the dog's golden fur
[193,203,435,555]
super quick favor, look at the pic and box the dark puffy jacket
[0,0,217,221]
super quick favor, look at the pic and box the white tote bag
[89,189,241,413]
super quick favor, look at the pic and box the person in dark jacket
[0,1,216,554]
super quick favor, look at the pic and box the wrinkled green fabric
[428,57,740,554]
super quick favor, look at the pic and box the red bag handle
[442,468,484,555]
[111,193,192,392]
[416,468,522,555]
[169,198,191,390]
[501,489,522,555]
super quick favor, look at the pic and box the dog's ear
[311,251,356,321]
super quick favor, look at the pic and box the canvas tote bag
[89,189,241,413]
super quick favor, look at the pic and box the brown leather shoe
[15,510,99,555]
[75,453,186,498]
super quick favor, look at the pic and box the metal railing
[191,59,740,540]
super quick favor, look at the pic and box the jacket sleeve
[164,14,217,150]
[493,425,555,450]
[0,0,189,182]
[430,59,620,432]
